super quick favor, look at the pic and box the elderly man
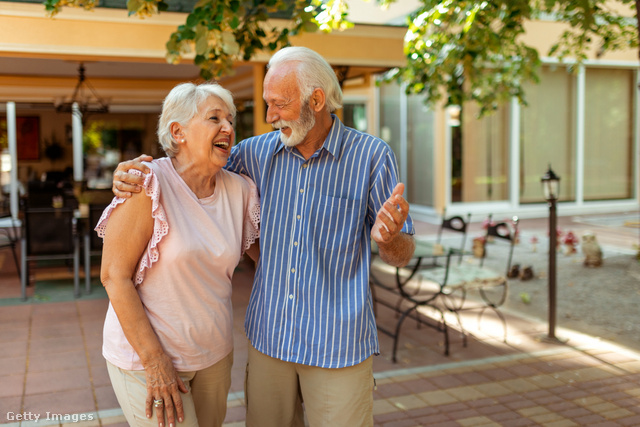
[112,46,415,426]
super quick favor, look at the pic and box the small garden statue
[472,236,486,258]
[581,231,603,267]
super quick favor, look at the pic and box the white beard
[273,103,316,147]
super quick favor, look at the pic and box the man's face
[263,65,315,147]
[273,100,316,147]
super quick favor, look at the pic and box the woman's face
[182,95,235,169]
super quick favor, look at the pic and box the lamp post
[541,166,562,341]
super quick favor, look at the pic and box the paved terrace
[0,211,639,426]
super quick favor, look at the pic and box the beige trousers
[106,351,233,427]
[245,344,374,427]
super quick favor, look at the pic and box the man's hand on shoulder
[112,154,153,198]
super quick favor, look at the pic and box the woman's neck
[170,155,219,199]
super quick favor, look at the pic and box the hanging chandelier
[54,63,109,116]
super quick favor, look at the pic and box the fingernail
[179,418,183,422]
[147,413,151,418]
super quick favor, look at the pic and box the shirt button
[294,241,298,246]
[296,215,301,220]
[289,294,294,299]
[291,268,295,273]
[299,189,304,194]
[302,164,308,169]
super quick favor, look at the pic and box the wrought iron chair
[369,211,473,360]
[20,207,79,300]
[418,216,520,345]
[0,212,20,276]
[433,210,472,265]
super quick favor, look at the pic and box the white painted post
[72,102,83,182]
[6,102,18,219]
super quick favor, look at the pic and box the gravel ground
[462,232,640,351]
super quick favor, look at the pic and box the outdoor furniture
[0,210,20,276]
[26,180,77,210]
[371,214,520,363]
[20,207,79,301]
[370,212,473,361]
[417,217,519,346]
[432,211,472,266]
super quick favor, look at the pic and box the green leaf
[186,13,200,28]
[200,67,214,81]
[127,0,143,14]
[221,31,240,55]
[195,24,209,56]
[303,20,319,32]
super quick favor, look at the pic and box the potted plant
[44,134,64,162]
[76,192,92,218]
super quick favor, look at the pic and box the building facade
[0,0,638,223]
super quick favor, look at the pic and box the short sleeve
[94,168,169,284]
[240,174,260,253]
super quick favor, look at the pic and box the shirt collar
[273,114,344,159]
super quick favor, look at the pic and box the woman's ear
[170,122,185,142]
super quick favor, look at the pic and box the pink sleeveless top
[97,157,260,371]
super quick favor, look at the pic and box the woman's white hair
[157,82,236,157]
[267,46,343,112]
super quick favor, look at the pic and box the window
[584,68,635,200]
[407,93,434,206]
[379,81,436,207]
[343,103,368,132]
[379,83,402,155]
[520,66,576,203]
[454,103,510,203]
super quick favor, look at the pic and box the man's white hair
[267,46,343,112]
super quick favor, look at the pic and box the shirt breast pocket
[312,193,363,254]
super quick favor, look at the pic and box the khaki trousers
[245,344,374,427]
[106,351,232,427]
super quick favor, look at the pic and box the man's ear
[310,88,326,113]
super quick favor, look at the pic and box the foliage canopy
[43,0,638,115]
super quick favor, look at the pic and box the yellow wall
[0,2,406,69]
[522,20,638,62]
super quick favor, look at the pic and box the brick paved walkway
[1,212,638,426]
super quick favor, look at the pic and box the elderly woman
[96,82,259,427]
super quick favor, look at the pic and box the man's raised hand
[371,183,409,246]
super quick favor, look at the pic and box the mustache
[272,120,295,130]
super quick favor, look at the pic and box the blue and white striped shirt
[226,116,414,368]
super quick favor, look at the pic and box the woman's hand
[144,353,188,427]
[112,154,153,198]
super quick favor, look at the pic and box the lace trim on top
[240,174,260,253]
[94,169,168,285]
